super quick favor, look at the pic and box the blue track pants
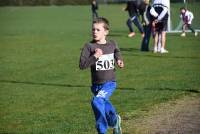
[91,81,117,134]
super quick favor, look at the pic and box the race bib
[96,53,114,71]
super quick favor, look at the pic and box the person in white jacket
[180,7,198,37]
[150,0,169,53]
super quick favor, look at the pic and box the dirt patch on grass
[123,95,200,134]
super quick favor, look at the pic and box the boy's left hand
[117,60,124,68]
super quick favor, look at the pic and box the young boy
[180,7,198,37]
[79,17,124,134]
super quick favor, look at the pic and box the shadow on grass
[120,47,139,52]
[109,30,127,37]
[0,80,199,93]
[144,87,200,94]
[0,79,134,91]
[108,33,124,37]
[123,52,200,59]
[0,79,88,88]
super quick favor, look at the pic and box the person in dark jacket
[124,0,144,37]
[91,0,99,19]
[140,0,152,51]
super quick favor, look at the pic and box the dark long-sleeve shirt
[125,0,148,18]
[79,40,123,84]
[91,1,98,12]
[125,1,138,17]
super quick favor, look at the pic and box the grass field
[0,3,200,134]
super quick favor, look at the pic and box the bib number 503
[96,59,114,71]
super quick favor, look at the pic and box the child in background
[79,17,124,134]
[180,7,198,37]
[91,0,99,19]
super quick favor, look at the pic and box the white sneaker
[195,32,198,36]
[153,47,158,53]
[128,32,135,37]
[157,48,161,53]
[160,48,168,53]
[113,115,122,134]
[181,32,186,37]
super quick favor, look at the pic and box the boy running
[79,17,124,134]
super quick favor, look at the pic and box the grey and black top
[79,40,123,84]
[125,1,139,17]
[125,0,145,18]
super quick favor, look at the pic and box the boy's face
[92,23,108,42]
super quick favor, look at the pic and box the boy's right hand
[117,60,124,68]
[94,48,103,59]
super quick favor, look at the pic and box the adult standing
[150,0,169,53]
[140,0,152,51]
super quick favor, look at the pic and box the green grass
[0,4,200,134]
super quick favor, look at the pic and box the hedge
[0,0,91,6]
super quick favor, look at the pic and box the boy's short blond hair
[93,17,109,30]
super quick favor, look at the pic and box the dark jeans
[92,10,98,19]
[126,16,144,33]
[183,24,195,33]
[141,24,152,51]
